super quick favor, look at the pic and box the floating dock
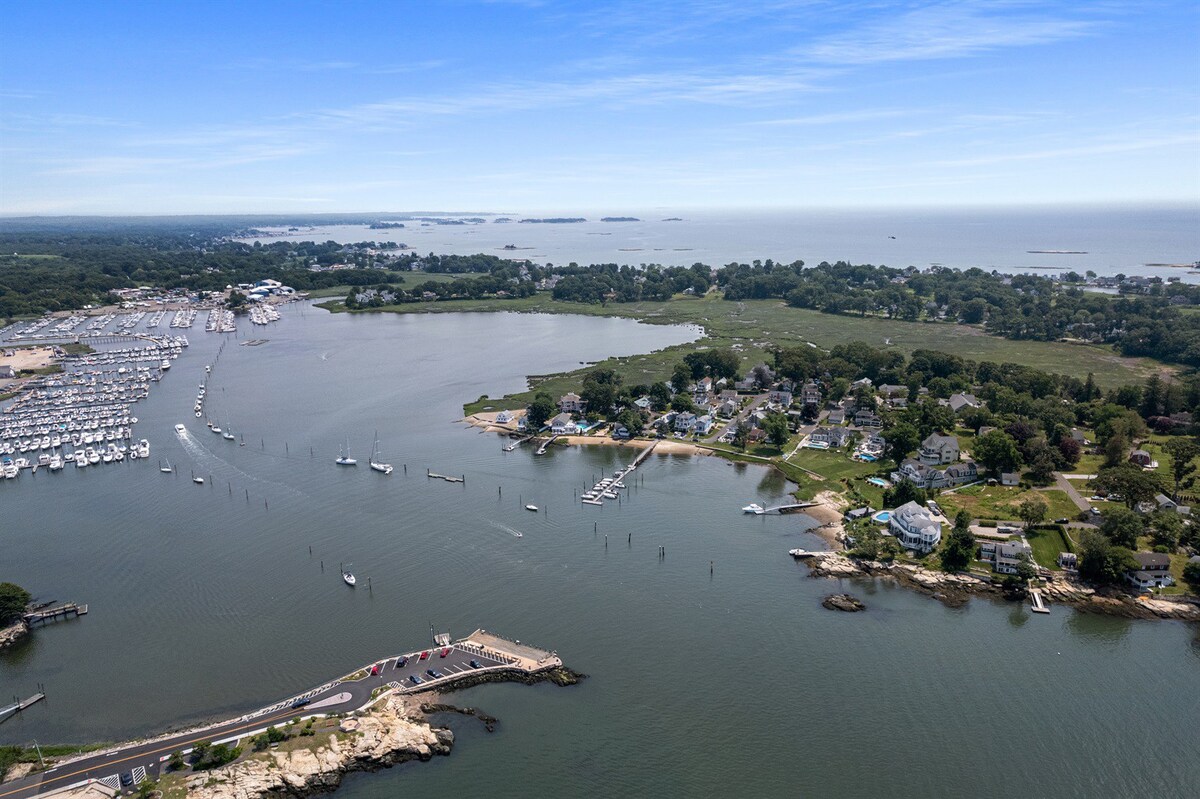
[1030,589,1050,614]
[0,693,45,725]
[426,470,464,483]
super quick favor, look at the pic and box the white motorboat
[742,503,765,515]
[222,430,235,441]
[160,359,171,370]
[342,569,357,587]
[525,504,539,512]
[175,423,186,434]
[193,476,204,484]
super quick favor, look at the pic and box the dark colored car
[426,668,438,677]
[469,660,482,669]
[291,697,311,709]
[410,675,423,684]
[1054,518,1069,524]
[395,656,408,668]
[120,773,133,786]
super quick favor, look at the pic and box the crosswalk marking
[97,775,120,790]
[132,766,147,784]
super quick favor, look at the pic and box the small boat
[222,431,235,441]
[342,569,357,587]
[160,359,171,370]
[160,458,173,474]
[742,503,765,515]
[525,504,539,512]
[193,476,204,485]
[336,438,357,466]
[175,423,186,434]
[210,423,222,434]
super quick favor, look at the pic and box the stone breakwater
[0,620,29,651]
[183,696,452,799]
[803,553,1200,620]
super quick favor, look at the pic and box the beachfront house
[889,501,942,553]
[979,539,1032,574]
[550,413,577,435]
[674,412,698,433]
[919,433,960,465]
[612,425,631,440]
[495,410,516,425]
[1126,552,1174,590]
[559,393,586,414]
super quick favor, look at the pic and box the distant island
[518,218,586,224]
[493,217,514,223]
[662,217,684,222]
[601,217,640,222]
[369,222,406,229]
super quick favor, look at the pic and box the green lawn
[1026,526,1073,569]
[940,484,1080,522]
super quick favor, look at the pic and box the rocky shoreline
[804,553,1200,621]
[0,620,29,651]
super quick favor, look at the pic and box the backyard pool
[858,453,877,462]
[872,510,891,523]
[867,477,891,488]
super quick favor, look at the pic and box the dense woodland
[1,223,1197,367]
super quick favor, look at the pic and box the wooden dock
[503,435,535,452]
[23,602,87,625]
[0,692,45,725]
[426,470,464,483]
[535,434,560,455]
[1030,589,1050,614]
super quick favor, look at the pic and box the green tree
[226,290,247,309]
[882,479,925,509]
[670,394,695,413]
[525,392,556,430]
[1077,529,1138,584]
[884,422,920,464]
[616,408,644,437]
[732,424,750,452]
[1148,511,1182,550]
[166,751,185,771]
[1099,506,1144,549]
[974,430,1021,476]
[940,512,976,572]
[1164,438,1200,499]
[1016,496,1048,530]
[1092,465,1166,510]
[0,583,31,626]
[762,412,790,446]
[647,382,672,412]
[1182,561,1200,593]
[670,362,693,394]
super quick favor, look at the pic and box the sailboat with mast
[336,437,357,466]
[369,431,393,474]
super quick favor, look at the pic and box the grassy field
[1026,526,1073,569]
[315,291,1164,417]
[939,484,1080,523]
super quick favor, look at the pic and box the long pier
[503,434,535,452]
[23,602,87,625]
[534,434,560,455]
[580,440,657,508]
[0,630,562,799]
[0,693,45,725]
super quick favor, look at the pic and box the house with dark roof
[1126,552,1174,590]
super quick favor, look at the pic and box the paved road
[1054,472,1093,513]
[0,645,507,799]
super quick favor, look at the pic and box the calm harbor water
[244,205,1200,283]
[2,306,1197,798]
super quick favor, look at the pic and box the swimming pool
[858,453,877,462]
[867,477,891,488]
[872,511,891,523]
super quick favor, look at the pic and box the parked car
[370,664,380,676]
[395,656,408,668]
[410,675,423,685]
[1054,518,1069,524]
[291,697,311,709]
[469,660,482,669]
[426,668,439,678]
[419,650,430,660]
[439,647,450,658]
[120,773,133,787]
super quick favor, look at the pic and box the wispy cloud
[802,2,1103,65]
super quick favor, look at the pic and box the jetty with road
[0,629,563,799]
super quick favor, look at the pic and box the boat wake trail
[488,520,524,538]
[175,428,306,499]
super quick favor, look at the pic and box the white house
[550,413,576,434]
[674,412,697,432]
[558,393,586,413]
[889,501,942,553]
[694,415,715,435]
[979,540,1032,574]
[919,433,960,465]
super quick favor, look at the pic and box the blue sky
[2,1,1197,213]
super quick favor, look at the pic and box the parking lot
[383,645,510,690]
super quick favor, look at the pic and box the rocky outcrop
[183,696,452,799]
[804,553,1200,619]
[0,620,29,651]
[822,593,865,612]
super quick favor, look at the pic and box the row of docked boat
[0,438,150,478]
[170,309,198,328]
[205,309,236,333]
[248,304,281,325]
[579,441,657,506]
